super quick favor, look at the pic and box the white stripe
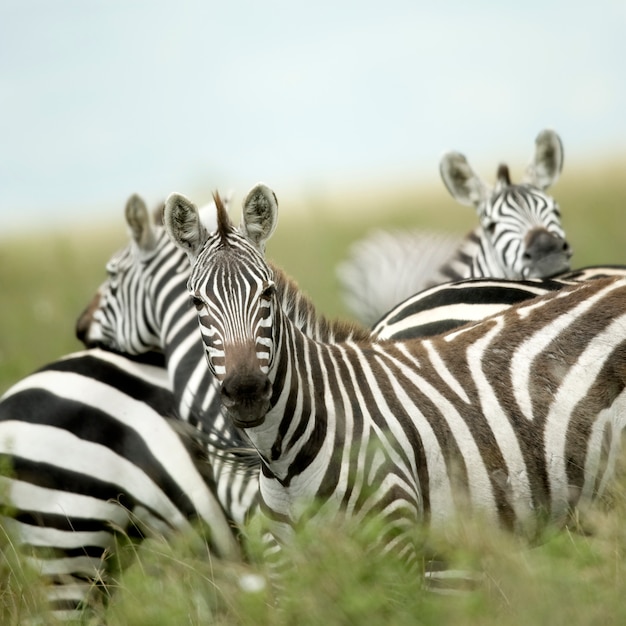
[423,339,470,403]
[512,283,615,421]
[379,343,499,525]
[1,516,112,549]
[462,319,535,529]
[544,311,626,512]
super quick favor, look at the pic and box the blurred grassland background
[2,161,625,394]
[1,165,626,624]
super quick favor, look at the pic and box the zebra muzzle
[522,229,572,277]
[220,371,272,428]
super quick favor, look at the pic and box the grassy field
[1,162,626,623]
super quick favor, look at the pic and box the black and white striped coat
[164,182,626,579]
[76,194,366,538]
[0,348,239,619]
[372,265,626,340]
[76,195,260,526]
[338,129,571,325]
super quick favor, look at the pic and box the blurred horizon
[2,1,625,234]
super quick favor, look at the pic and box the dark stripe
[26,544,114,560]
[50,598,91,612]
[293,345,346,496]
[382,284,546,327]
[13,510,116,533]
[0,390,201,521]
[40,354,174,414]
[280,342,327,482]
[386,319,468,340]
[269,336,299,462]
[329,347,362,509]
[5,454,143,505]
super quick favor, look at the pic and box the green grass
[2,162,626,623]
[10,491,626,625]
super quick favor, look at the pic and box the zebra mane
[271,263,370,343]
[496,163,511,186]
[213,191,235,242]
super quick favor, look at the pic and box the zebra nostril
[262,378,272,400]
[221,370,270,407]
[221,384,235,408]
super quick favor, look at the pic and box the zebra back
[337,129,571,325]
[372,265,626,340]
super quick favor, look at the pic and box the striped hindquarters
[0,349,239,619]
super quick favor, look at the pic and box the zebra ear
[523,129,564,190]
[240,183,278,252]
[125,194,157,253]
[163,192,210,262]
[439,151,488,208]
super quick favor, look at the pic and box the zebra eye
[553,206,561,218]
[190,295,205,310]
[261,282,275,300]
[484,222,497,235]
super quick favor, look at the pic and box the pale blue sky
[1,1,625,232]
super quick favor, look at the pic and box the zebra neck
[251,314,350,486]
[249,275,369,477]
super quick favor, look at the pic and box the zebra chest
[258,437,350,524]
[259,470,331,524]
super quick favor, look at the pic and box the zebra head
[164,184,278,429]
[76,194,189,354]
[76,192,224,355]
[440,129,572,279]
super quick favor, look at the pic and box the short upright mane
[213,191,235,241]
[270,264,371,343]
[496,163,511,186]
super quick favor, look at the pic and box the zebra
[75,190,368,550]
[163,181,626,584]
[0,347,241,620]
[337,129,572,325]
[56,189,622,611]
[371,265,626,341]
[0,192,250,619]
